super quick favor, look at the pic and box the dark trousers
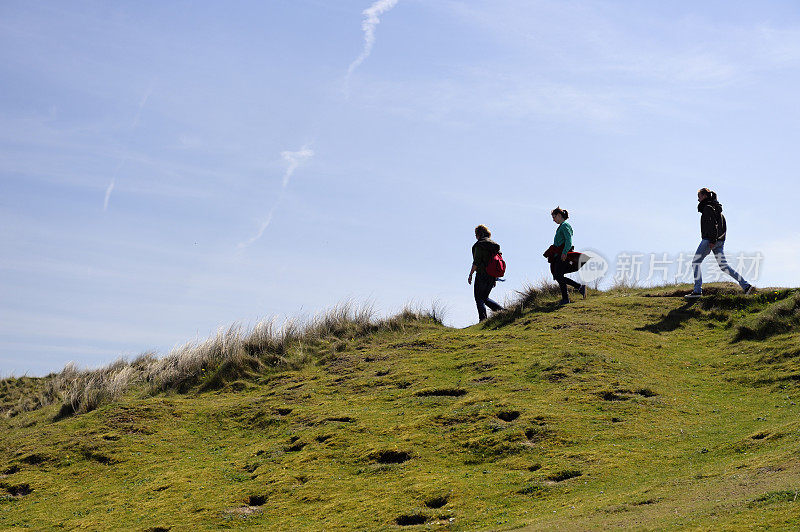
[474,273,502,320]
[550,260,582,302]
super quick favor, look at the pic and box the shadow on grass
[636,300,700,333]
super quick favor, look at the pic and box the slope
[1,285,800,530]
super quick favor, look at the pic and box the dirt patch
[144,527,172,532]
[546,469,582,482]
[248,494,267,506]
[370,450,411,464]
[20,453,47,465]
[2,483,32,496]
[424,495,449,509]
[285,442,306,452]
[635,388,658,397]
[275,407,292,416]
[326,416,355,423]
[3,465,20,475]
[395,514,428,526]
[598,391,630,401]
[497,410,520,422]
[415,388,466,397]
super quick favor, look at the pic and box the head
[475,224,491,240]
[551,207,569,224]
[697,187,716,202]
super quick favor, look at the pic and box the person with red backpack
[468,225,505,321]
[684,188,756,299]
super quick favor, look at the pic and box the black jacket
[698,196,727,243]
[472,238,500,271]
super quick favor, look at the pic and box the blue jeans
[691,239,750,293]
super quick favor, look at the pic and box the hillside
[2,284,800,530]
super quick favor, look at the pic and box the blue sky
[2,0,800,376]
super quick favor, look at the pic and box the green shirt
[553,221,573,254]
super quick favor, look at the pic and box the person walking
[468,225,504,321]
[549,207,586,305]
[685,188,755,299]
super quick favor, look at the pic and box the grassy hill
[2,284,800,530]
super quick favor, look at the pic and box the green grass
[2,283,800,530]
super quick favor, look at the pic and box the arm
[701,206,718,245]
[560,225,573,260]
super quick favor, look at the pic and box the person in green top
[550,207,586,305]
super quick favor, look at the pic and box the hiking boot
[579,285,587,299]
[684,291,702,300]
[744,285,757,295]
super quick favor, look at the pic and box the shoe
[579,285,587,299]
[684,292,702,300]
[558,299,571,306]
[744,285,757,295]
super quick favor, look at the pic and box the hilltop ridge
[2,284,800,530]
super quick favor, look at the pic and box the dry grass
[482,278,562,328]
[2,302,444,419]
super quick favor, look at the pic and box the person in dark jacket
[549,207,586,305]
[468,225,504,321]
[685,188,755,299]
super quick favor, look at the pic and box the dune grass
[2,284,800,530]
[1,302,445,420]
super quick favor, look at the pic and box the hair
[474,224,491,239]
[551,207,569,219]
[698,187,716,200]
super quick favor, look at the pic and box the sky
[2,0,800,376]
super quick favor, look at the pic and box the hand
[468,274,473,285]
[560,253,567,261]
[709,241,716,250]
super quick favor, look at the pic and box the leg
[484,288,503,312]
[712,242,750,290]
[691,240,712,293]
[551,262,570,302]
[474,279,488,321]
[476,275,503,315]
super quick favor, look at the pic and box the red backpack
[486,252,506,278]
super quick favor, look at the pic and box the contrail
[281,146,315,188]
[104,82,153,211]
[103,180,115,211]
[103,159,126,212]
[131,82,154,128]
[346,0,399,81]
[239,146,314,248]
